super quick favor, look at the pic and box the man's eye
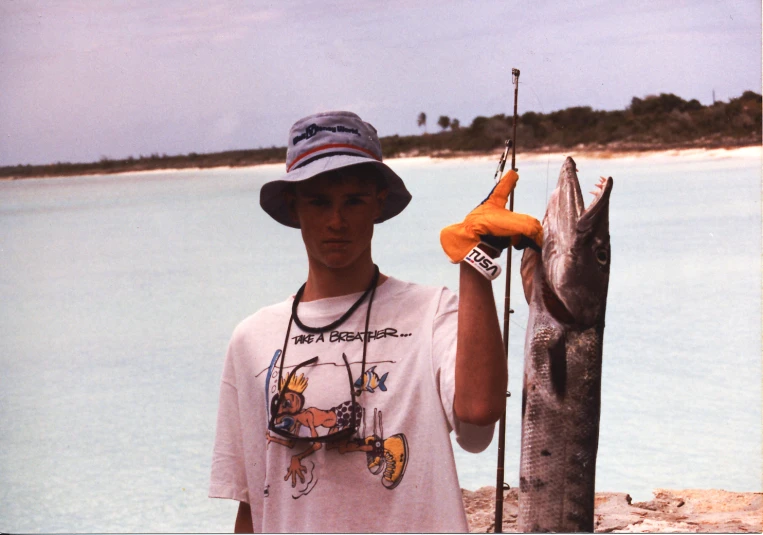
[346,197,366,205]
[309,198,329,207]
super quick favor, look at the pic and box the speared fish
[518,156,613,532]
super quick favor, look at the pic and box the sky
[0,0,760,166]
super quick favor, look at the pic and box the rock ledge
[462,487,762,533]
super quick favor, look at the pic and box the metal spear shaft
[494,67,520,534]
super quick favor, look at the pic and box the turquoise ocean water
[1,150,760,532]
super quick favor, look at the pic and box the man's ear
[283,189,299,226]
[375,188,389,220]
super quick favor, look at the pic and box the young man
[209,111,542,532]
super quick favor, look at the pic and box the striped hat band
[287,142,381,172]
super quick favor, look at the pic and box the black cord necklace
[279,265,380,399]
[291,265,380,334]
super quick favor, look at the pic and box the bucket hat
[260,111,412,228]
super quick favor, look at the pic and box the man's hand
[285,456,307,487]
[440,170,543,275]
[266,430,295,449]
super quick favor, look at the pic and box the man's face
[289,172,387,271]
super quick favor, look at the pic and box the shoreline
[392,144,762,165]
[463,486,762,533]
[2,144,760,181]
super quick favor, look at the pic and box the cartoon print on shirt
[353,366,388,393]
[363,408,409,489]
[263,354,408,497]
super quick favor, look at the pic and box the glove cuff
[477,241,501,258]
[464,246,502,280]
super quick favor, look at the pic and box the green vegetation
[393,91,761,156]
[2,91,760,179]
[1,147,286,180]
[417,112,427,133]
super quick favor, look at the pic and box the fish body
[353,366,388,393]
[518,157,613,532]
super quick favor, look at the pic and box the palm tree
[417,112,427,133]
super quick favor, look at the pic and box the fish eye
[595,248,609,265]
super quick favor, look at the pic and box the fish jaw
[542,157,613,327]
[551,156,586,231]
[542,157,585,296]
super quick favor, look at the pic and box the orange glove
[440,170,543,279]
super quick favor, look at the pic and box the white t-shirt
[209,277,494,532]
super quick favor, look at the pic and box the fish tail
[378,372,388,392]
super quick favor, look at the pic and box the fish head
[540,156,612,326]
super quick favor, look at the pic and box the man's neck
[301,258,387,301]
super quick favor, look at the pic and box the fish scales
[518,157,613,533]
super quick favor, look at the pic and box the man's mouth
[323,239,351,248]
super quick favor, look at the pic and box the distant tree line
[395,91,761,156]
[2,91,760,179]
[0,148,286,179]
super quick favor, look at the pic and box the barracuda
[518,156,613,532]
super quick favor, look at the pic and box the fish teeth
[590,179,604,196]
[590,177,607,195]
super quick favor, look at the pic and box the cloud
[1,0,759,165]
[144,3,283,48]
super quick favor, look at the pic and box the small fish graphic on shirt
[354,366,388,393]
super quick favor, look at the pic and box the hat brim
[260,155,412,229]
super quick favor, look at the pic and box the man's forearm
[235,501,253,533]
[453,262,508,426]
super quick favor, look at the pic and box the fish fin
[520,247,539,304]
[378,372,388,392]
[547,335,567,399]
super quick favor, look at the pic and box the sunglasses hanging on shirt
[269,266,380,443]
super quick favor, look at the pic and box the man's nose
[327,204,347,229]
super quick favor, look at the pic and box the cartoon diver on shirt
[266,370,408,492]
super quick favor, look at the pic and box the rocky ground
[462,487,762,533]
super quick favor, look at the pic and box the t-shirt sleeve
[431,288,495,454]
[209,340,250,503]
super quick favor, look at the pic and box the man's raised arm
[440,169,543,426]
